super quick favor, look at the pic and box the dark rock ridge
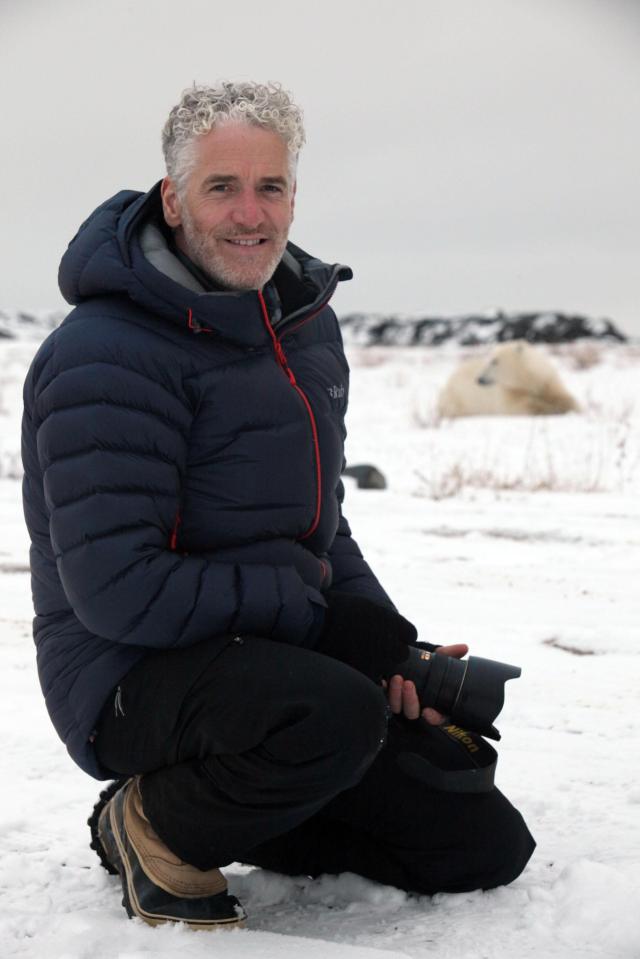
[0,309,66,341]
[0,308,627,346]
[338,310,627,347]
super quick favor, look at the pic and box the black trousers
[95,635,535,895]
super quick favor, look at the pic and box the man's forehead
[192,124,289,163]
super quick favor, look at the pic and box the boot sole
[88,778,127,875]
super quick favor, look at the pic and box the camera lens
[394,648,521,739]
[422,653,467,714]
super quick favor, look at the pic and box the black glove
[314,591,423,682]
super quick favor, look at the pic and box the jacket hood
[58,181,352,346]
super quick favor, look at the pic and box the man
[22,82,534,930]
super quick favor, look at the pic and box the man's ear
[161,177,182,228]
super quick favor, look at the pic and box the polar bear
[437,340,580,417]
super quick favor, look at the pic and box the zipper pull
[275,341,297,384]
[114,686,125,718]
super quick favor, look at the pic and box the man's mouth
[225,238,267,247]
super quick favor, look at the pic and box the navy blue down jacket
[21,182,393,778]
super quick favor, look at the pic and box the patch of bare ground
[543,637,597,656]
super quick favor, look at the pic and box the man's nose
[230,190,264,230]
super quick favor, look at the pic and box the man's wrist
[311,591,417,681]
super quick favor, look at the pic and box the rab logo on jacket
[326,384,345,401]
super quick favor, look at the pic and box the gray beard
[180,211,288,291]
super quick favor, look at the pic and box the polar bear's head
[477,340,555,393]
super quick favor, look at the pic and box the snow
[1,335,639,958]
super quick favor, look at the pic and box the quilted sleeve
[31,355,318,649]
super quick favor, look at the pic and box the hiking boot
[88,777,245,930]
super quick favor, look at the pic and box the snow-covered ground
[0,333,638,958]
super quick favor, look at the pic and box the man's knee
[480,790,535,889]
[228,639,390,790]
[455,789,536,891]
[312,663,390,786]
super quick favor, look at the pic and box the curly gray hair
[162,81,305,192]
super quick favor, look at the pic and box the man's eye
[263,184,283,194]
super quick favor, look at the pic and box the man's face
[161,122,296,291]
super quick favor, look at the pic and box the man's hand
[383,644,469,724]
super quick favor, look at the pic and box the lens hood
[451,656,521,739]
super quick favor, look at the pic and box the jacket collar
[124,183,352,346]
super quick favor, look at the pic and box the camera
[392,647,521,740]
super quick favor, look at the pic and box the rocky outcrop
[0,309,65,341]
[338,310,627,347]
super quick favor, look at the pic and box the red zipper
[258,290,322,540]
[169,508,181,550]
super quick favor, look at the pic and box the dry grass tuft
[348,348,391,368]
[563,341,605,370]
[412,415,637,499]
